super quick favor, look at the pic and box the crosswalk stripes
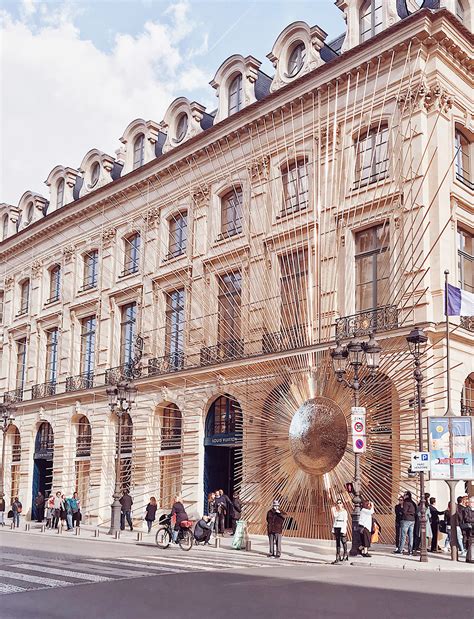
[0,549,303,596]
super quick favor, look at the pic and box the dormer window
[2,214,8,240]
[89,162,100,188]
[122,233,140,276]
[228,74,243,116]
[176,113,188,143]
[57,179,65,209]
[360,0,383,43]
[220,188,243,238]
[167,213,187,260]
[133,134,145,169]
[282,160,308,215]
[25,202,34,226]
[47,265,61,304]
[287,42,306,77]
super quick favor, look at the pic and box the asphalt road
[0,532,472,619]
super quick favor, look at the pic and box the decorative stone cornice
[398,79,454,115]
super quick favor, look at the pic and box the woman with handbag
[358,499,375,557]
[144,496,157,533]
[331,498,348,563]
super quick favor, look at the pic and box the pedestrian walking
[144,496,157,533]
[358,499,374,557]
[394,491,416,555]
[11,496,22,528]
[120,489,134,531]
[171,495,188,543]
[455,496,467,556]
[63,495,73,530]
[331,498,348,563]
[45,495,54,528]
[394,496,404,548]
[34,491,45,523]
[428,497,443,552]
[0,495,5,526]
[231,493,242,535]
[215,489,228,535]
[52,491,62,529]
[462,496,474,563]
[266,499,285,558]
[194,516,213,545]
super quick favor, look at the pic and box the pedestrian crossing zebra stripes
[0,547,303,596]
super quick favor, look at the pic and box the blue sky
[1,1,344,204]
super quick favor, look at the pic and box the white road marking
[13,564,111,582]
[0,569,71,588]
[0,583,27,595]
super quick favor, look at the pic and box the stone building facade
[0,2,472,538]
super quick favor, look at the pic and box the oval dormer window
[25,202,34,226]
[89,162,100,188]
[176,113,188,143]
[287,42,306,77]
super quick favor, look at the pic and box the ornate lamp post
[106,381,137,535]
[0,402,16,503]
[406,325,428,563]
[331,332,381,556]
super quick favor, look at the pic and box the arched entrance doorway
[32,422,54,514]
[204,395,242,516]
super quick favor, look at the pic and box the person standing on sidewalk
[52,491,62,529]
[144,497,157,533]
[266,499,285,558]
[231,493,242,535]
[331,498,348,563]
[358,500,375,558]
[429,497,443,552]
[70,492,81,528]
[11,497,22,528]
[463,496,474,563]
[394,496,404,548]
[0,495,5,526]
[120,490,134,531]
[45,495,54,529]
[394,491,416,555]
[34,492,45,523]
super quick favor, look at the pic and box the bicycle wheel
[155,526,171,549]
[178,529,193,551]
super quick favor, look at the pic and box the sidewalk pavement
[4,522,473,573]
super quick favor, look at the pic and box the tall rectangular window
[120,302,137,366]
[80,316,96,377]
[165,289,185,365]
[45,327,59,384]
[218,272,242,344]
[16,338,27,392]
[0,290,4,324]
[355,126,389,186]
[458,228,473,294]
[355,223,390,312]
[83,250,99,290]
[220,189,243,238]
[48,265,61,303]
[282,160,309,215]
[19,279,30,315]
[168,213,187,259]
[279,249,309,330]
[123,233,140,276]
[455,129,472,188]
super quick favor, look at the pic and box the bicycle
[155,513,194,551]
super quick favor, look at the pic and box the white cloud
[0,1,210,205]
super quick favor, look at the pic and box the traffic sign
[411,451,430,472]
[353,436,366,453]
[351,407,366,416]
[351,414,366,436]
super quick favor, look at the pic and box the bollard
[25,523,30,531]
[41,525,46,533]
[94,528,100,538]
[215,536,220,549]
[245,540,252,552]
[10,522,14,529]
[136,531,143,542]
[75,527,81,536]
[58,524,62,535]
[114,530,121,540]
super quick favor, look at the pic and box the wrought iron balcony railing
[460,316,473,332]
[65,373,94,392]
[105,363,142,385]
[78,282,97,293]
[200,339,244,366]
[119,265,139,278]
[164,248,186,261]
[148,352,185,376]
[335,305,399,339]
[45,294,60,305]
[16,306,28,318]
[32,381,57,399]
[262,325,310,353]
[456,172,474,190]
[3,389,23,404]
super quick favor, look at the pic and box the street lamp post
[106,380,137,535]
[406,325,428,563]
[0,402,16,503]
[331,332,381,556]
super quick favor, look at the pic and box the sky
[0,0,344,205]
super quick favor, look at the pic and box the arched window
[89,162,100,188]
[123,232,140,276]
[36,422,54,454]
[56,179,65,209]
[220,188,243,238]
[228,74,243,116]
[461,374,473,416]
[456,0,465,22]
[133,134,145,169]
[282,159,308,215]
[455,128,472,188]
[76,415,92,457]
[176,113,188,142]
[2,213,8,240]
[161,403,182,450]
[10,426,21,504]
[287,42,306,77]
[360,0,383,43]
[116,412,133,492]
[167,212,187,259]
[355,124,389,186]
[48,265,61,303]
[11,426,21,463]
[25,202,34,226]
[206,395,242,437]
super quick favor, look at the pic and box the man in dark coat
[34,492,45,523]
[266,499,285,558]
[231,493,242,534]
[394,491,416,554]
[394,496,403,548]
[194,516,212,544]
[215,490,228,535]
[119,490,133,531]
[429,497,443,552]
